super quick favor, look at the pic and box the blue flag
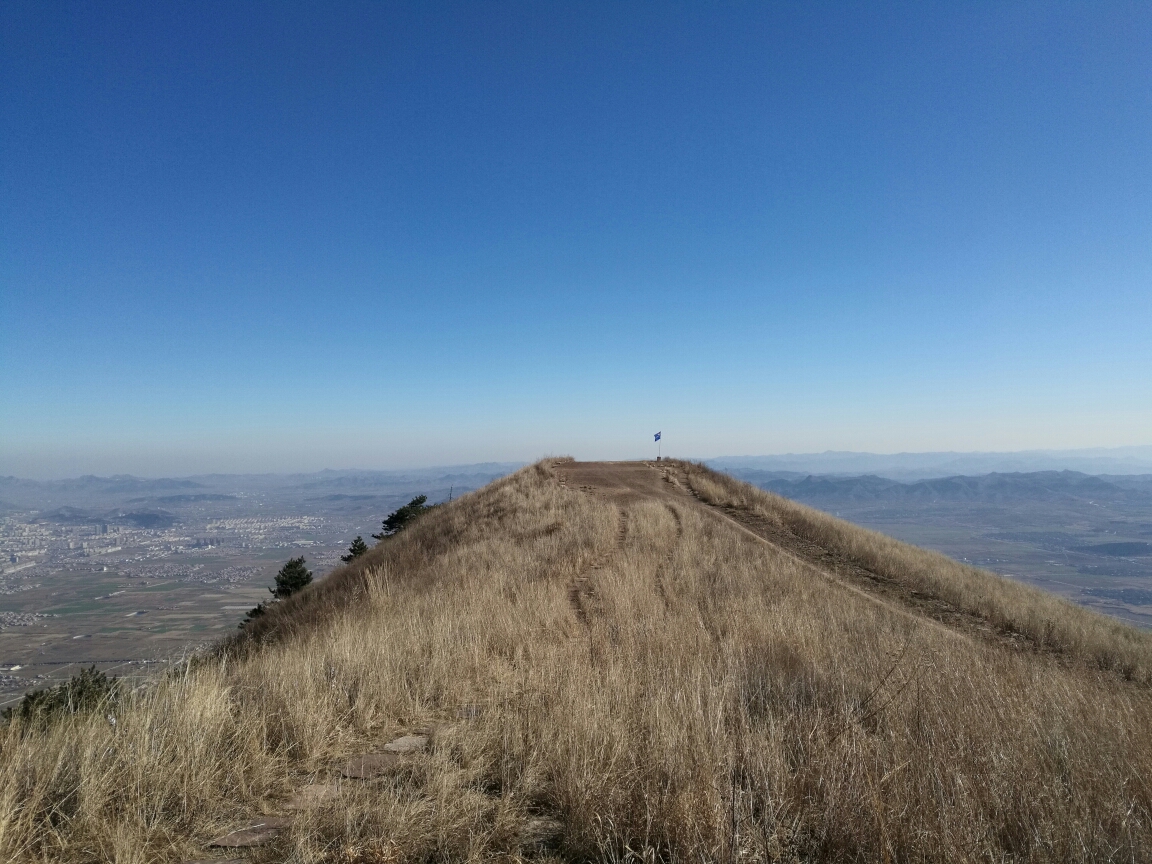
[654,432,661,442]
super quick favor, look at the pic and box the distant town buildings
[0,512,328,581]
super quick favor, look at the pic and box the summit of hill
[4,459,1152,863]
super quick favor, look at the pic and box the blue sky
[2,2,1150,478]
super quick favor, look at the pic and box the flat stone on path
[341,734,429,778]
[207,816,292,847]
[285,782,343,810]
[342,752,399,778]
[383,734,428,753]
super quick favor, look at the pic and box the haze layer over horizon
[4,446,1152,484]
[3,2,1150,478]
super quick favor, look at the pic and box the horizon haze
[2,445,1151,484]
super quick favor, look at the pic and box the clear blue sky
[3,2,1150,478]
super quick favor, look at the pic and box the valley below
[0,465,518,707]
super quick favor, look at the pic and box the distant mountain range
[0,463,525,510]
[724,469,1152,507]
[5,450,1152,512]
[33,505,177,529]
[708,445,1152,480]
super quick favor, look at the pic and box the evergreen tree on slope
[271,556,312,600]
[341,535,369,562]
[373,495,433,539]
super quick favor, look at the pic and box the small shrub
[2,665,120,727]
[240,601,267,628]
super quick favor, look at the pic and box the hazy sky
[3,2,1150,478]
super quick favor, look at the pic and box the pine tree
[270,556,312,600]
[239,602,266,628]
[372,495,433,539]
[341,535,369,562]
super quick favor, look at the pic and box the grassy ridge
[2,459,1151,862]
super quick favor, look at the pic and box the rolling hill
[3,459,1151,863]
[737,469,1152,506]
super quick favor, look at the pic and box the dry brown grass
[3,459,1152,862]
[679,459,1152,683]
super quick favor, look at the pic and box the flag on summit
[654,432,661,442]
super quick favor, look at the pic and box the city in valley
[0,466,517,708]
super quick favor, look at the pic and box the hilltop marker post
[654,431,662,461]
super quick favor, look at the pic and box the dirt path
[708,500,1004,642]
[563,497,628,626]
[652,502,682,613]
[555,461,1003,649]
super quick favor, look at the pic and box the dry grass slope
[680,460,1152,681]
[2,459,1152,863]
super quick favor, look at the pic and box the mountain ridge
[737,468,1152,505]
